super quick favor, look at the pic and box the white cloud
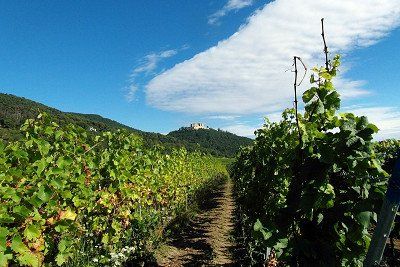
[125,84,138,102]
[208,0,254,25]
[263,112,284,123]
[335,78,370,99]
[222,123,258,137]
[221,112,280,137]
[126,49,178,101]
[345,106,400,140]
[208,115,240,120]
[226,0,254,10]
[132,49,178,76]
[146,0,400,116]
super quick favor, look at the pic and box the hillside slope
[0,93,140,140]
[0,93,251,157]
[168,128,252,157]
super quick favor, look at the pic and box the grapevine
[231,26,388,266]
[0,114,227,266]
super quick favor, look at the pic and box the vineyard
[1,14,400,267]
[0,114,228,266]
[1,51,400,267]
[230,46,400,265]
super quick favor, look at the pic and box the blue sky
[1,0,400,139]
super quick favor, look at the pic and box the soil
[154,179,241,266]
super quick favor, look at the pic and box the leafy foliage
[374,139,400,262]
[374,139,400,174]
[0,114,227,266]
[231,55,388,266]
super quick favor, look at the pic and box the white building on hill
[189,122,208,130]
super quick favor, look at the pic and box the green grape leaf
[0,212,14,224]
[0,252,13,267]
[56,253,68,266]
[60,209,77,221]
[18,252,40,267]
[11,235,29,254]
[23,224,41,241]
[253,219,272,240]
[13,205,32,219]
[37,140,51,156]
[0,227,9,252]
[356,211,371,228]
[37,186,52,202]
[35,159,48,175]
[303,87,317,103]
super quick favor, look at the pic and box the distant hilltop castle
[190,122,208,130]
[188,122,209,130]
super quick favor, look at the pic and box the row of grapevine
[230,54,391,266]
[374,140,400,174]
[0,114,228,266]
[373,139,400,265]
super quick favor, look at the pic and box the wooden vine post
[364,152,400,266]
[292,56,306,148]
[293,56,301,144]
[321,18,329,71]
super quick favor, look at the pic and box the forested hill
[168,128,253,158]
[0,93,251,157]
[0,93,137,133]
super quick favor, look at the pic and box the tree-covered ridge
[0,93,250,157]
[0,93,139,141]
[168,128,253,158]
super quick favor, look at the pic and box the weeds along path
[155,179,238,266]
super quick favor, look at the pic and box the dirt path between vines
[155,179,239,266]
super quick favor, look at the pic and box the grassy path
[155,179,238,266]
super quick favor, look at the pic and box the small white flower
[93,258,99,263]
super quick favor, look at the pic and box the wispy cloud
[219,113,280,137]
[125,84,138,102]
[132,49,178,76]
[335,78,370,99]
[146,0,400,118]
[208,115,240,120]
[125,49,179,102]
[208,0,254,25]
